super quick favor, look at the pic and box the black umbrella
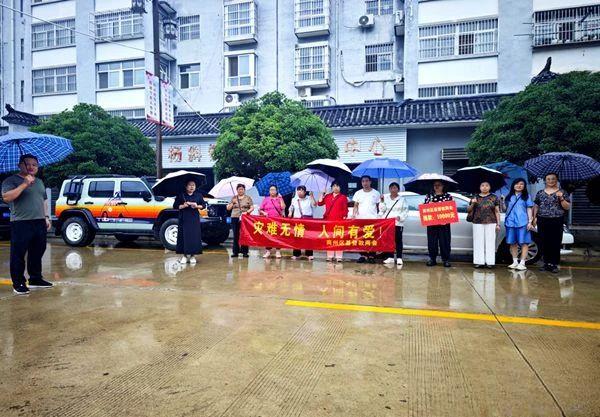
[152,170,206,197]
[452,166,506,194]
[404,173,458,195]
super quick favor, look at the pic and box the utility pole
[152,0,163,179]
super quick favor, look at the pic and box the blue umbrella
[525,152,600,182]
[0,131,73,173]
[352,158,418,192]
[485,161,529,196]
[255,171,294,196]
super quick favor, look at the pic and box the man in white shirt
[352,176,380,263]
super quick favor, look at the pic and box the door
[85,180,120,229]
[117,180,156,232]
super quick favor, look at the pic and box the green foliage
[467,71,600,166]
[213,91,338,179]
[30,103,155,187]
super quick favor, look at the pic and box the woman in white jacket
[379,182,409,265]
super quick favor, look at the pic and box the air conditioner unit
[394,76,404,93]
[358,14,375,28]
[224,93,240,107]
[298,87,312,98]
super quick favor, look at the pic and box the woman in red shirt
[318,181,348,262]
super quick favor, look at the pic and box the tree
[213,92,338,179]
[467,71,600,166]
[30,103,155,187]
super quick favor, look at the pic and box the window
[417,82,497,98]
[33,66,76,94]
[95,10,143,40]
[365,43,393,72]
[364,98,394,104]
[366,0,393,15]
[224,1,256,38]
[295,43,329,83]
[88,181,115,198]
[97,59,145,90]
[404,195,424,210]
[180,63,200,89]
[533,5,600,46]
[160,62,171,82]
[178,15,200,40]
[120,181,149,199]
[20,81,24,102]
[226,54,255,88]
[419,19,498,60]
[20,39,24,60]
[107,109,145,119]
[296,0,329,28]
[32,19,75,50]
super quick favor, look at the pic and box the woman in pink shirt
[259,185,286,258]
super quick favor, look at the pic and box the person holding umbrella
[2,154,53,295]
[259,184,286,259]
[318,180,348,262]
[532,173,571,273]
[467,181,500,268]
[226,183,254,258]
[290,185,316,260]
[425,181,453,267]
[379,182,408,266]
[174,180,206,264]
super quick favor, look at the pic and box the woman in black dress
[424,180,453,268]
[174,180,206,264]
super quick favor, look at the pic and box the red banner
[239,214,396,252]
[418,201,459,226]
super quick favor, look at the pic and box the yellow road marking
[0,278,12,286]
[285,300,600,330]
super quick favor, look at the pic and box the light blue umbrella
[0,131,73,173]
[485,161,528,197]
[352,158,418,191]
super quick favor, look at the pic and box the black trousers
[383,226,404,259]
[231,217,248,256]
[293,249,313,257]
[537,216,564,266]
[427,224,451,262]
[10,219,47,287]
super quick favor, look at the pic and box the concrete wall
[406,126,475,173]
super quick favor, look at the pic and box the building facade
[1,0,599,183]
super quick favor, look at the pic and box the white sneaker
[508,261,519,269]
[396,258,403,266]
[179,256,188,264]
[262,251,271,258]
[275,251,282,259]
[291,256,298,260]
[308,256,314,261]
[516,262,527,271]
[189,256,197,265]
[383,258,395,264]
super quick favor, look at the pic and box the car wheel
[159,218,179,251]
[62,217,95,247]
[202,227,230,246]
[114,234,139,243]
[524,234,542,265]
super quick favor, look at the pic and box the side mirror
[141,191,153,202]
[155,195,165,202]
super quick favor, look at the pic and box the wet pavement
[0,239,599,417]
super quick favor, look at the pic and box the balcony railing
[224,0,257,45]
[91,9,143,41]
[533,5,600,47]
[295,0,330,37]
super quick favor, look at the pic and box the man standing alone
[1,154,53,295]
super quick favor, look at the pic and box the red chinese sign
[240,215,396,252]
[418,201,459,226]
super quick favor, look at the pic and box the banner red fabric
[418,201,459,226]
[239,214,396,252]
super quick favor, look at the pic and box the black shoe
[443,261,452,268]
[13,284,30,295]
[548,264,560,273]
[474,264,484,269]
[367,257,376,264]
[426,260,437,267]
[357,257,367,264]
[486,265,494,269]
[231,253,239,258]
[28,278,53,289]
[242,254,250,258]
[539,264,551,272]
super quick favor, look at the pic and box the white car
[397,192,574,264]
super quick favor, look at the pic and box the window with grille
[180,63,200,89]
[419,18,497,60]
[296,0,328,28]
[94,10,143,40]
[32,19,75,50]
[302,99,329,108]
[366,0,393,15]
[224,1,256,38]
[295,43,329,83]
[178,15,200,41]
[107,109,145,119]
[533,5,600,46]
[97,59,145,90]
[364,98,394,104]
[418,82,497,98]
[226,54,255,87]
[33,66,76,94]
[365,43,393,72]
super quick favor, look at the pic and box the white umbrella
[208,176,254,198]
[306,158,352,179]
[291,168,332,194]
